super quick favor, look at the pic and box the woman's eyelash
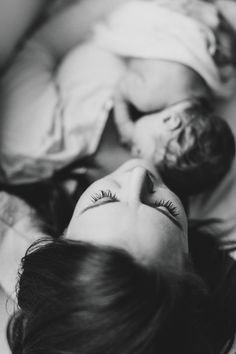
[90,190,118,203]
[155,199,179,217]
[90,192,179,218]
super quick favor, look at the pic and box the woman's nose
[122,167,154,204]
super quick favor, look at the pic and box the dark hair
[189,219,236,352]
[2,176,76,238]
[8,238,212,354]
[159,100,235,196]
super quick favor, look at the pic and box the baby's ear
[164,114,182,131]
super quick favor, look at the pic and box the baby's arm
[113,92,135,146]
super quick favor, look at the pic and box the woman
[7,159,236,354]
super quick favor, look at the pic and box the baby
[105,0,236,194]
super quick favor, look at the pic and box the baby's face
[131,102,190,164]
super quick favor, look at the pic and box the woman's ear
[164,114,182,131]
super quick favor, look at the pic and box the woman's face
[66,159,188,270]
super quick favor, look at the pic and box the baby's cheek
[132,134,157,161]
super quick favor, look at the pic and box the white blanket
[93,0,236,98]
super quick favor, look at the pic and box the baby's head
[131,99,235,196]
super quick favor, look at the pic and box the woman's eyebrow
[79,201,183,230]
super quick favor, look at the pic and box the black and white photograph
[1,0,236,353]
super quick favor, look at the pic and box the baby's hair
[159,98,235,196]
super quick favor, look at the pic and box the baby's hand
[113,92,135,147]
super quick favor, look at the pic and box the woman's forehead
[67,201,181,245]
[66,201,186,268]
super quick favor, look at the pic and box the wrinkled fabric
[0,40,123,183]
[93,0,235,97]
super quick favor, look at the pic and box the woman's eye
[90,190,118,203]
[155,199,179,217]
